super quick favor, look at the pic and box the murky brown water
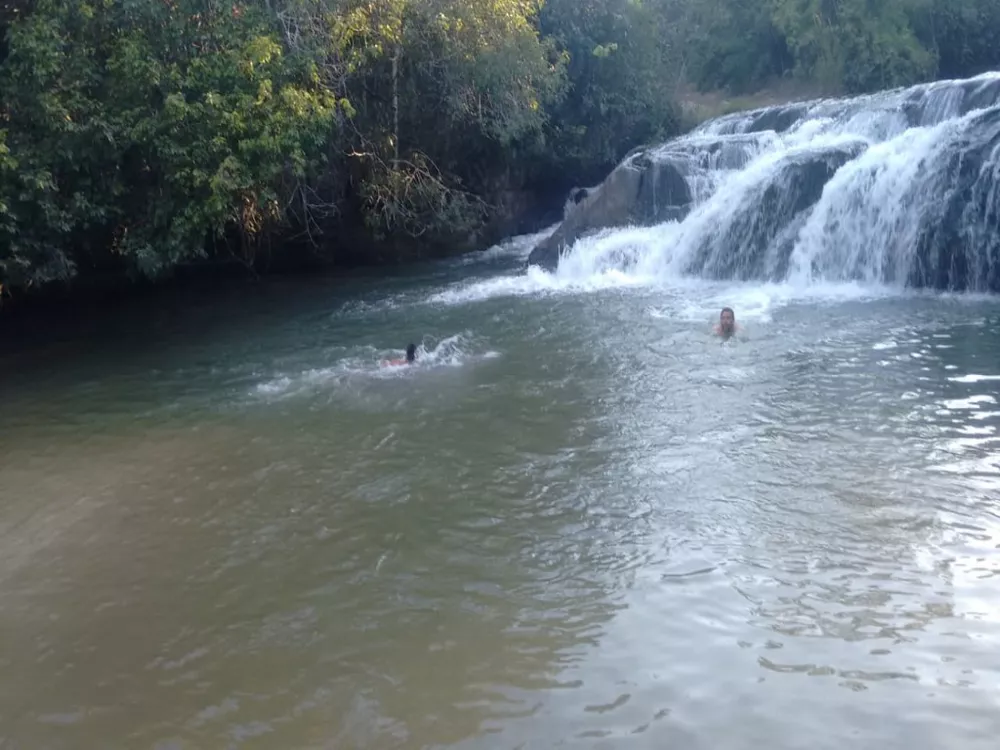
[2,257,999,749]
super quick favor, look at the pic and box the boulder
[527,153,692,270]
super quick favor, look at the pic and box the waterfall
[536,73,1000,293]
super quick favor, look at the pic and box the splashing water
[786,115,975,286]
[253,333,497,398]
[453,223,559,266]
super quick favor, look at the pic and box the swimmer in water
[713,307,740,339]
[385,343,417,366]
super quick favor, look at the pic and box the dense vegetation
[1,0,998,298]
[680,0,1000,96]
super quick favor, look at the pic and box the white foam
[252,333,497,397]
[427,248,650,306]
[433,74,999,307]
[644,278,893,327]
[255,376,294,395]
[948,374,1000,384]
[343,74,1000,319]
[430,230,897,321]
[872,340,899,351]
[455,224,559,265]
[787,115,976,285]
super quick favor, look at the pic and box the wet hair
[405,343,417,362]
[721,307,735,318]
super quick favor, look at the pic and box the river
[1,229,999,748]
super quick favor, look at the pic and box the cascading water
[539,73,1000,293]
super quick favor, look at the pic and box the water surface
[2,240,1000,749]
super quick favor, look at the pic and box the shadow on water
[0,274,633,748]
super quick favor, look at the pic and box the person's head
[405,343,417,363]
[719,307,735,334]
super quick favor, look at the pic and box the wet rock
[689,141,868,281]
[527,153,691,270]
[911,106,1000,292]
[745,104,810,134]
[961,78,1000,114]
[526,75,1000,291]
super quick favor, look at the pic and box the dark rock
[746,104,809,134]
[910,106,1000,292]
[658,205,690,224]
[961,78,1000,114]
[525,76,1000,289]
[527,153,692,270]
[899,100,923,128]
[698,134,775,170]
[632,155,692,222]
[621,142,655,162]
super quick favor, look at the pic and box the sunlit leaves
[0,0,336,287]
[2,0,994,293]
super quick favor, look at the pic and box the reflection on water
[1,270,999,748]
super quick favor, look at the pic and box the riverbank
[0,196,564,329]
[0,80,818,326]
[4,67,995,331]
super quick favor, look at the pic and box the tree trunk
[392,43,401,171]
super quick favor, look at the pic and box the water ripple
[1,281,1000,748]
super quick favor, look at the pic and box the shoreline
[0,79,834,327]
[0,208,563,325]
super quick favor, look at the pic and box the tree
[0,0,336,289]
[3,0,999,296]
[769,0,934,94]
[909,0,1000,80]
[680,0,791,94]
[322,0,565,242]
[538,0,680,184]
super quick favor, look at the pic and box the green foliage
[0,0,997,293]
[108,6,336,272]
[0,0,335,288]
[538,0,679,181]
[767,0,935,94]
[679,0,791,94]
[909,0,1000,80]
[680,0,993,97]
[321,0,564,240]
